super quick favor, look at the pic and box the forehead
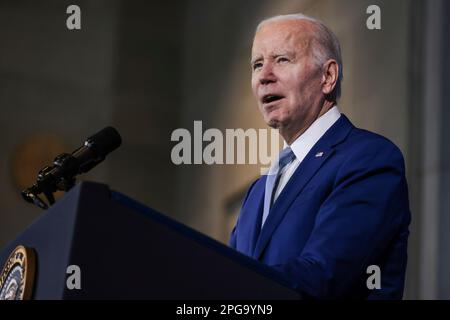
[252,20,313,58]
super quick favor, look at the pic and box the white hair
[256,13,343,100]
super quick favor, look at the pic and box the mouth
[261,94,285,105]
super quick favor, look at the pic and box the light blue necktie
[261,147,296,229]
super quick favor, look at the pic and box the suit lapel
[252,115,354,260]
[252,145,334,259]
[245,177,265,256]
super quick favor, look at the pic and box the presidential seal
[0,245,36,300]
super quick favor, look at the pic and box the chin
[263,107,288,128]
[266,118,281,129]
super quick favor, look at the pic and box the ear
[321,59,339,96]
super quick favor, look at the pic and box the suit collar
[252,114,354,259]
[323,114,354,148]
[288,106,341,162]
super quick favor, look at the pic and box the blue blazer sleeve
[272,141,411,299]
[229,179,259,249]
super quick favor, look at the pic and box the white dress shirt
[273,106,341,202]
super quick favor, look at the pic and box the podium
[0,182,301,299]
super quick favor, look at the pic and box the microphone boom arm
[21,127,121,209]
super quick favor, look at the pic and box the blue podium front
[0,182,300,300]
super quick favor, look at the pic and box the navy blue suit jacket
[229,115,411,299]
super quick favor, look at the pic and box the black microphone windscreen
[87,127,122,156]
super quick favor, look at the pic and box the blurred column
[420,0,444,300]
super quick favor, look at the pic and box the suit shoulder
[337,127,406,174]
[240,177,261,205]
[344,127,404,158]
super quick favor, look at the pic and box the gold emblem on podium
[0,246,36,300]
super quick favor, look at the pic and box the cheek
[282,72,304,94]
[251,77,258,97]
[287,74,318,100]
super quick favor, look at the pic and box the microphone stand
[21,153,77,210]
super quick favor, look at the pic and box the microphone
[21,127,122,209]
[63,126,122,175]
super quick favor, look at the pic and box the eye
[277,57,290,63]
[252,62,263,71]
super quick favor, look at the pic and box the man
[229,14,411,300]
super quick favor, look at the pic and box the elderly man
[229,14,411,300]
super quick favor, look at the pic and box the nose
[258,63,276,85]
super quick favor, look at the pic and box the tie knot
[277,147,296,170]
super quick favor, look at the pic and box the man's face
[251,20,325,133]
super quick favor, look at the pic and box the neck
[282,100,335,145]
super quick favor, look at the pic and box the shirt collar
[284,106,341,160]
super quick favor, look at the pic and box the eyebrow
[250,56,263,66]
[250,51,296,65]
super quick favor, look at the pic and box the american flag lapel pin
[315,151,324,157]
